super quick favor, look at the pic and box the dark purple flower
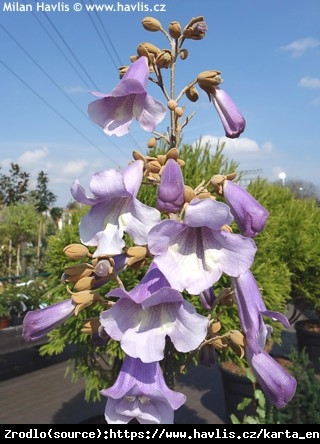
[210,87,246,138]
[223,180,269,237]
[101,355,186,424]
[88,56,166,136]
[247,349,297,409]
[157,159,185,213]
[22,299,75,341]
[231,270,297,408]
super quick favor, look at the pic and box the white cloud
[279,37,320,57]
[63,86,88,94]
[196,135,267,155]
[299,76,320,89]
[62,159,90,175]
[18,147,49,165]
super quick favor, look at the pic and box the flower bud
[157,159,185,213]
[174,107,184,117]
[63,243,91,260]
[183,20,207,40]
[184,185,196,203]
[147,137,157,149]
[155,50,172,68]
[137,42,161,57]
[169,21,182,39]
[179,49,188,60]
[186,86,199,102]
[74,276,96,291]
[119,66,129,79]
[197,70,223,93]
[94,259,113,277]
[167,100,177,110]
[142,16,162,32]
[82,318,101,334]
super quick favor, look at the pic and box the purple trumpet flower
[101,355,186,424]
[247,349,297,409]
[223,180,269,238]
[231,270,290,354]
[23,253,129,342]
[100,262,208,363]
[22,299,75,341]
[210,87,246,138]
[88,56,166,136]
[148,198,257,294]
[157,159,185,213]
[71,160,160,257]
[231,270,297,407]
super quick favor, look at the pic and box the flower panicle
[21,12,296,425]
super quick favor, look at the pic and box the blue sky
[1,0,320,207]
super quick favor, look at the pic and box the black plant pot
[295,320,320,374]
[219,363,256,422]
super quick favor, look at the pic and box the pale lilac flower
[88,56,166,136]
[157,159,185,213]
[247,349,297,409]
[100,262,208,363]
[148,198,257,294]
[210,87,245,138]
[71,160,160,257]
[223,180,269,238]
[231,270,297,408]
[101,356,186,424]
[22,299,75,341]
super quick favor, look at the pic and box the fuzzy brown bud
[142,16,162,32]
[155,50,172,68]
[119,66,129,79]
[169,21,182,39]
[184,185,196,203]
[186,86,199,102]
[197,70,223,94]
[183,19,207,40]
[174,107,184,117]
[63,243,91,260]
[137,42,161,57]
[179,49,188,60]
[147,137,157,149]
[167,100,177,110]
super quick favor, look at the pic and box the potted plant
[0,298,10,329]
[244,180,320,374]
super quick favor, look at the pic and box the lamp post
[279,172,286,186]
[299,187,303,199]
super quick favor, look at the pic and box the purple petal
[71,161,160,256]
[100,297,207,363]
[232,270,290,353]
[223,180,269,237]
[247,349,297,409]
[199,287,217,310]
[22,299,75,341]
[148,218,257,294]
[210,87,246,138]
[101,356,186,424]
[157,159,185,213]
[88,57,166,136]
[184,198,233,229]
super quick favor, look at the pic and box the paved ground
[0,310,300,425]
[0,345,230,424]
